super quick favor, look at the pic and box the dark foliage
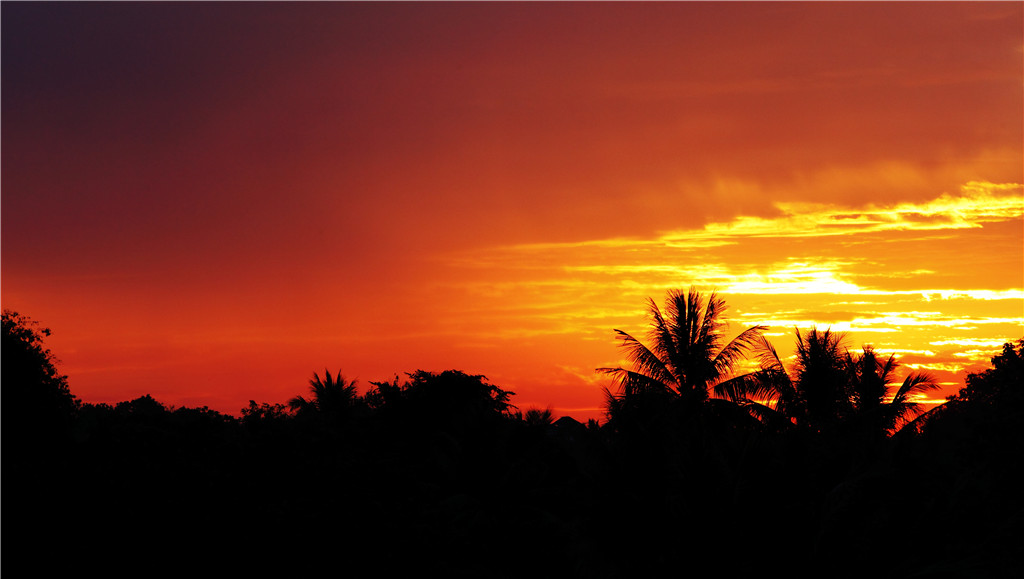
[3,310,1021,578]
[2,309,79,459]
[366,369,516,435]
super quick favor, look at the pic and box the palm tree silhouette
[794,327,852,432]
[289,369,360,420]
[599,287,767,418]
[747,329,937,437]
[846,345,938,438]
[744,328,854,433]
[516,407,555,428]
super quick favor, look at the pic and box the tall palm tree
[289,369,361,420]
[599,287,767,416]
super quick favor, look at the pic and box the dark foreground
[4,318,1023,577]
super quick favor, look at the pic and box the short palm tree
[599,287,767,417]
[794,327,853,432]
[846,345,938,437]
[747,330,937,437]
[289,369,360,420]
[519,407,555,427]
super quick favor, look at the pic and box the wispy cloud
[930,338,1014,347]
[662,181,1022,241]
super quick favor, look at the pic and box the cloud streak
[665,181,1023,241]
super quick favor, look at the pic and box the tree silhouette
[368,370,515,416]
[598,287,766,422]
[240,400,291,429]
[945,339,1023,409]
[917,338,1023,438]
[2,309,79,457]
[365,369,517,443]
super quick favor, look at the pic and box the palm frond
[680,288,719,374]
[611,328,678,390]
[288,395,311,412]
[741,399,794,431]
[662,289,696,378]
[747,335,797,407]
[879,353,900,385]
[698,290,726,352]
[753,334,788,375]
[646,296,679,377]
[712,324,768,381]
[711,370,775,403]
[599,366,676,398]
[892,371,939,404]
[871,371,935,434]
[893,402,944,437]
[601,385,629,423]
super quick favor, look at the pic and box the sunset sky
[3,2,1022,422]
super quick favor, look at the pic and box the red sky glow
[3,2,1022,422]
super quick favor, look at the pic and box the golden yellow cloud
[663,181,1023,241]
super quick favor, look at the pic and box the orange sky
[3,2,1022,422]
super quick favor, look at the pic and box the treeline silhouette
[3,294,1022,578]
